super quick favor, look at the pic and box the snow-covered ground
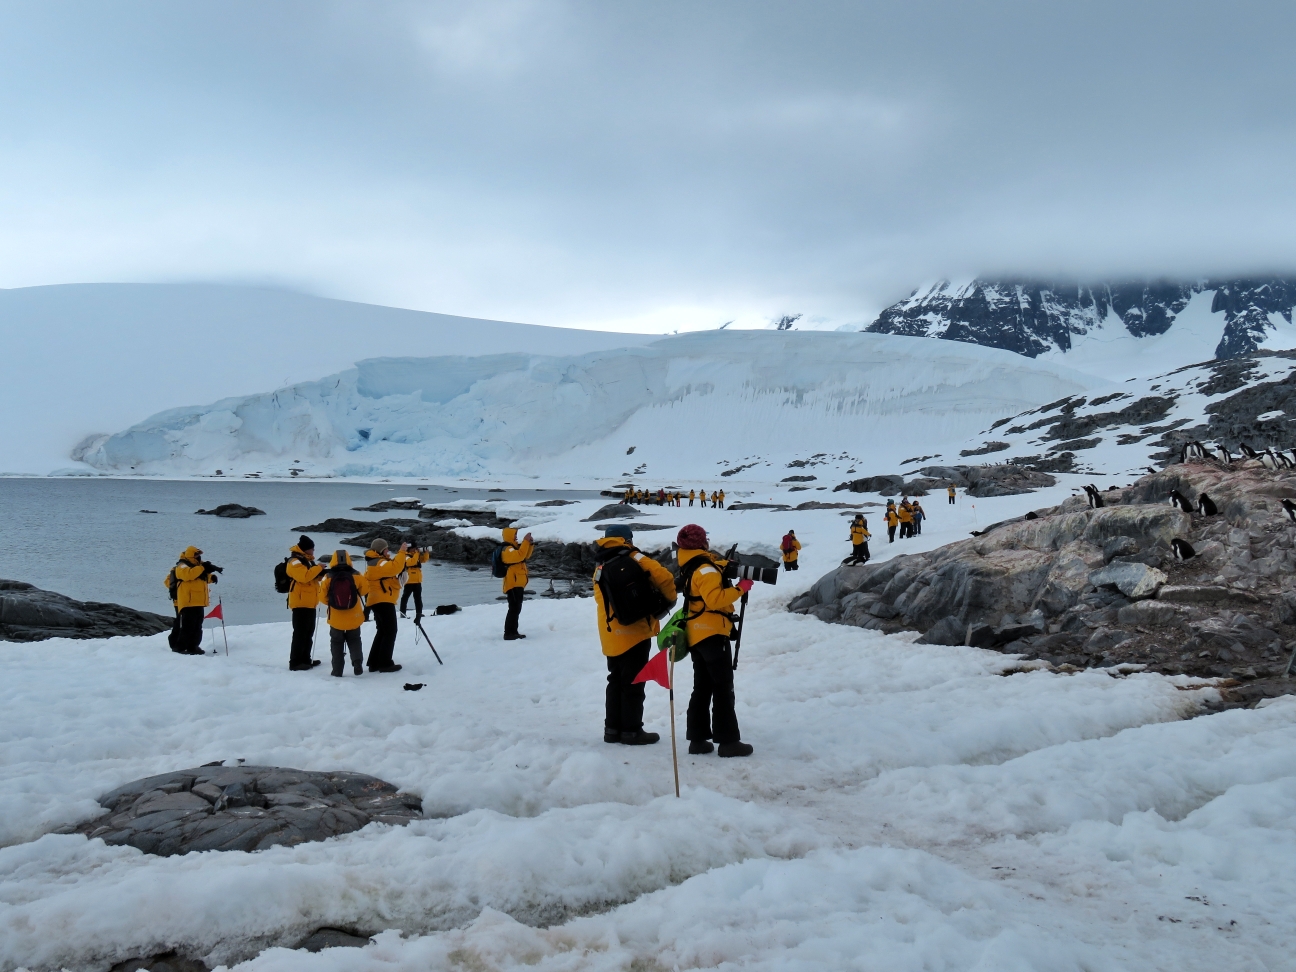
[4,557,1295,970]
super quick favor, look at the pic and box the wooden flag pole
[668,651,680,798]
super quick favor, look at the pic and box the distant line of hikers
[623,487,725,508]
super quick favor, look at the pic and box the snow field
[4,578,1295,970]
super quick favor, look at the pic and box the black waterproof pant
[170,606,205,653]
[914,519,922,535]
[851,542,870,563]
[888,525,897,542]
[330,627,363,675]
[606,640,650,735]
[948,495,955,504]
[687,635,741,745]
[290,608,316,668]
[400,582,423,616]
[367,602,398,669]
[783,559,798,571]
[504,587,524,638]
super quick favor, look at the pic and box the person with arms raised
[164,545,220,655]
[500,526,534,640]
[363,537,409,672]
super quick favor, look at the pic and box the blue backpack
[490,544,509,579]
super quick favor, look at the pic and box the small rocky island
[195,504,266,517]
[0,579,171,642]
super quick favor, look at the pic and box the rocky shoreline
[0,579,172,642]
[791,460,1296,710]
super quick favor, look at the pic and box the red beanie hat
[677,524,708,550]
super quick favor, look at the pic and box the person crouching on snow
[676,524,754,758]
[593,524,677,745]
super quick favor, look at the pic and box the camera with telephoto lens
[724,561,779,586]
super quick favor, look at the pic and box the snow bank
[3,586,1294,970]
[73,331,1101,484]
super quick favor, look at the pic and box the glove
[736,579,754,593]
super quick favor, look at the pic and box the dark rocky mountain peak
[865,277,1296,360]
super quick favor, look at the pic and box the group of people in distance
[623,487,726,508]
[884,497,926,542]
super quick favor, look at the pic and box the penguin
[1279,451,1295,469]
[1240,443,1259,460]
[1084,484,1104,509]
[1024,511,1039,520]
[1146,467,1157,475]
[1198,493,1219,516]
[1168,490,1193,512]
[1180,440,1208,462]
[1214,445,1233,464]
[1170,538,1196,560]
[1261,449,1280,470]
[1283,498,1296,523]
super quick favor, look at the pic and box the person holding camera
[400,544,431,619]
[285,535,324,670]
[500,526,534,640]
[676,524,754,758]
[593,524,677,745]
[780,530,801,571]
[363,537,409,672]
[164,545,221,655]
[848,515,871,564]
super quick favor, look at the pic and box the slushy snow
[3,570,1295,970]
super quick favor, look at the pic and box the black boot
[718,741,753,758]
[604,729,620,744]
[688,740,714,755]
[620,730,660,745]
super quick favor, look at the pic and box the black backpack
[595,547,673,630]
[167,565,181,601]
[273,558,293,595]
[490,544,509,579]
[326,568,359,610]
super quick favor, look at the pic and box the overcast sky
[1,1,1293,333]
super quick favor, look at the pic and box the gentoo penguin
[1214,445,1233,464]
[1261,449,1280,470]
[1283,498,1296,523]
[1198,492,1219,516]
[1024,511,1039,520]
[1169,490,1193,512]
[1181,441,1208,462]
[1084,484,1104,509]
[1240,443,1259,460]
[1171,538,1196,560]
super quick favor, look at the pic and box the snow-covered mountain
[71,331,1101,483]
[865,278,1296,375]
[0,283,654,475]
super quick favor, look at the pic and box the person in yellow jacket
[164,545,219,655]
[847,515,871,564]
[400,545,432,619]
[501,526,534,640]
[884,501,900,543]
[319,550,372,677]
[780,530,801,570]
[593,525,677,745]
[947,483,957,505]
[718,490,726,508]
[688,489,696,507]
[898,498,915,539]
[675,524,754,758]
[286,534,325,670]
[363,537,410,673]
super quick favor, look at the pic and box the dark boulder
[0,579,171,642]
[195,504,265,518]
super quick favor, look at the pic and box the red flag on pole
[633,649,671,689]
[204,604,223,621]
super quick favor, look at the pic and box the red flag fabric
[204,604,223,621]
[633,649,670,689]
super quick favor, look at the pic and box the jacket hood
[290,544,311,558]
[328,550,352,568]
[677,547,717,567]
[502,527,518,544]
[595,536,634,561]
[181,545,202,562]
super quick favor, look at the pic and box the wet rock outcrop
[793,461,1296,706]
[195,504,265,517]
[76,764,421,857]
[833,463,1056,498]
[0,579,172,642]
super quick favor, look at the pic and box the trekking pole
[731,592,749,670]
[414,617,444,665]
[219,598,229,656]
[668,649,680,798]
[1284,642,1296,679]
[310,605,318,663]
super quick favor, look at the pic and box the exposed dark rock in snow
[583,503,642,522]
[0,579,171,642]
[833,464,1056,498]
[351,499,423,512]
[793,461,1296,709]
[959,441,1010,457]
[75,764,421,857]
[865,277,1296,360]
[534,499,577,507]
[195,504,265,518]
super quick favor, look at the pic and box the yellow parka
[501,527,533,591]
[364,548,409,605]
[781,535,801,563]
[285,545,325,610]
[947,485,957,498]
[689,490,696,502]
[678,547,743,647]
[850,520,870,544]
[165,546,211,609]
[898,503,914,524]
[319,551,371,631]
[406,549,432,584]
[718,491,725,505]
[592,537,677,656]
[885,507,900,527]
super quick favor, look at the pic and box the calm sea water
[0,479,598,625]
